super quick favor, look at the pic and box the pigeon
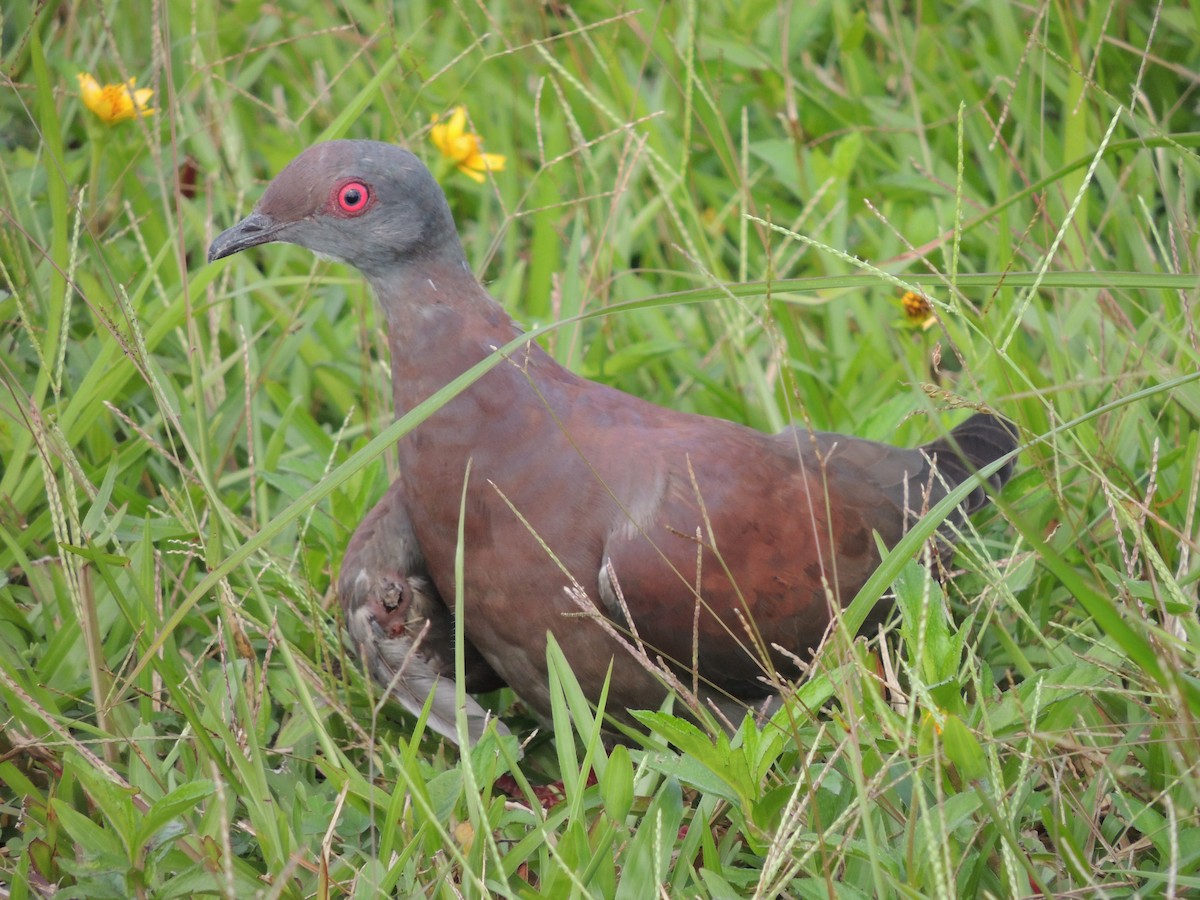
[209,140,1017,743]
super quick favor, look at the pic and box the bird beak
[207,211,285,263]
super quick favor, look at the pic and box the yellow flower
[900,291,937,330]
[430,106,506,183]
[77,72,156,124]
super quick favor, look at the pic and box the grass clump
[2,1,1199,896]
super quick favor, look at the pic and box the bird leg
[362,574,419,639]
[339,480,508,745]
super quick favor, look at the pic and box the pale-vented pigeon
[208,140,1017,744]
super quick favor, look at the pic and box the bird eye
[335,181,371,215]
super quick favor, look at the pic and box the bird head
[207,140,464,279]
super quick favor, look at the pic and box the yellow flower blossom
[430,106,506,183]
[77,72,155,124]
[900,290,937,331]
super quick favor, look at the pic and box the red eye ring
[334,180,371,215]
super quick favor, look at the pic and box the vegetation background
[2,0,1199,896]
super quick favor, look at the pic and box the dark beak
[207,212,284,263]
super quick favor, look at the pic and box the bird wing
[592,418,960,697]
[339,480,509,746]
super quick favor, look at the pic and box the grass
[2,0,1199,896]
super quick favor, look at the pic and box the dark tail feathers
[920,413,1019,514]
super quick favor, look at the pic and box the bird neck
[368,257,547,417]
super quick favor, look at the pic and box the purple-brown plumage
[209,140,1017,743]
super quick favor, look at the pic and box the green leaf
[132,781,215,856]
[601,743,634,822]
[49,799,128,865]
[634,711,750,798]
[941,714,988,784]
